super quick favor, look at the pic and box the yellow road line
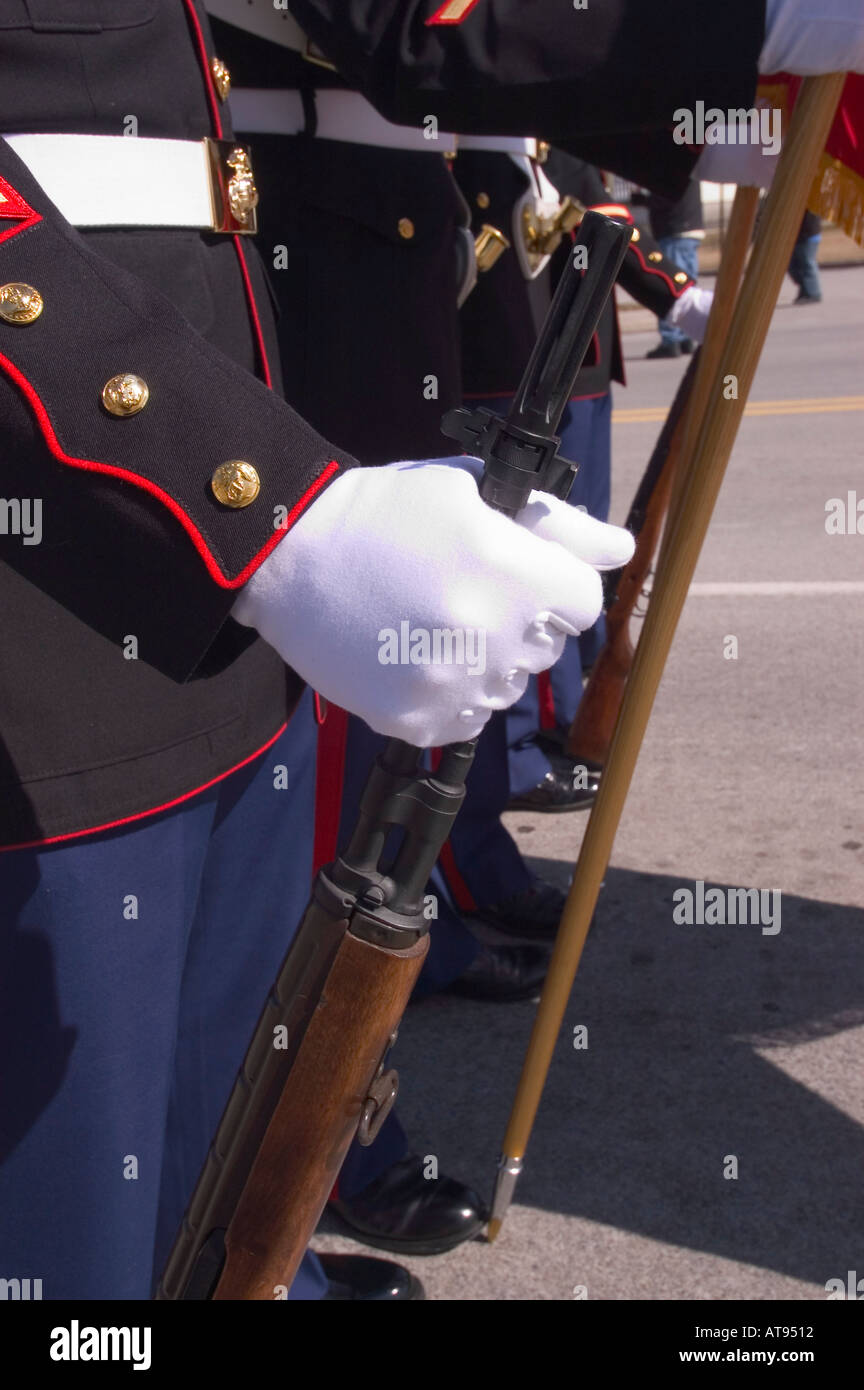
[612,395,864,423]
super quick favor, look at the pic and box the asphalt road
[314,265,864,1301]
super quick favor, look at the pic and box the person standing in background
[646,179,705,358]
[788,210,823,304]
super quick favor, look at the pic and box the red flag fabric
[760,73,864,245]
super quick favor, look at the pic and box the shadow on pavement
[381,862,864,1287]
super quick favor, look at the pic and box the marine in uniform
[1,0,856,1304]
[453,148,712,817]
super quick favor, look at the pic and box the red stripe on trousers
[312,702,349,875]
[537,670,557,730]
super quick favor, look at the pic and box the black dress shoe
[793,292,821,304]
[473,880,569,941]
[319,1252,425,1300]
[330,1154,486,1255]
[447,942,549,1000]
[679,336,695,354]
[645,340,681,358]
[507,765,598,812]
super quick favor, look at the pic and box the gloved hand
[233,457,634,747]
[666,285,714,344]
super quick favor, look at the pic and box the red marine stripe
[0,720,289,853]
[0,350,340,588]
[537,671,557,730]
[312,703,349,874]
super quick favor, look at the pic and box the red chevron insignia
[427,0,482,25]
[0,175,35,220]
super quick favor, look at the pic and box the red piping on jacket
[0,720,288,853]
[628,240,692,297]
[183,0,223,137]
[232,236,274,389]
[0,350,339,588]
[0,175,41,246]
[182,0,274,387]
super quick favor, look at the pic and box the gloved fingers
[517,494,635,571]
[667,285,714,345]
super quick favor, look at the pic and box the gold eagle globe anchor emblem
[0,282,44,324]
[226,148,259,228]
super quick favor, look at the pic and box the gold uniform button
[648,251,663,262]
[0,282,43,324]
[674,270,689,283]
[630,227,640,242]
[476,192,490,209]
[397,217,415,240]
[210,57,231,101]
[211,460,261,509]
[102,374,149,416]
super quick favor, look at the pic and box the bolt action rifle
[564,349,700,770]
[155,210,632,1301]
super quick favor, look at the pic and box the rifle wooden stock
[214,929,426,1300]
[155,887,427,1301]
[565,352,698,765]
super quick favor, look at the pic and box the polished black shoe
[679,336,695,354]
[645,340,681,358]
[507,765,598,812]
[793,292,821,305]
[330,1154,486,1255]
[319,1252,425,1300]
[473,880,568,941]
[447,942,549,999]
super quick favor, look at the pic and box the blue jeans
[658,236,700,346]
[788,235,822,300]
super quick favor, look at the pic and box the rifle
[156,209,632,1301]
[564,349,699,768]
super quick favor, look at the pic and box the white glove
[666,285,714,344]
[761,0,864,75]
[232,458,634,748]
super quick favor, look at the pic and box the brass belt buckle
[204,138,259,235]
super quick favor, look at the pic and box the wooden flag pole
[655,183,761,578]
[487,72,847,1243]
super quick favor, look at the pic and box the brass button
[102,374,149,417]
[648,251,663,262]
[210,57,231,101]
[674,270,689,283]
[476,192,490,209]
[211,460,260,509]
[630,227,640,242]
[0,282,43,324]
[397,217,415,240]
